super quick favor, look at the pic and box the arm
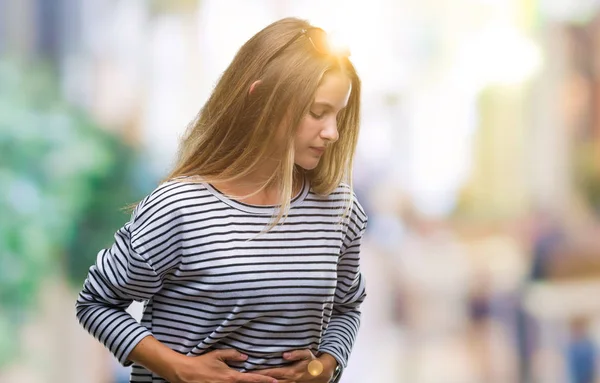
[76,186,278,383]
[75,193,182,366]
[318,203,368,378]
[75,223,164,365]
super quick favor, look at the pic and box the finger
[230,371,278,383]
[211,349,248,362]
[253,367,291,379]
[283,349,314,361]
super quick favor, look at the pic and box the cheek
[295,118,319,143]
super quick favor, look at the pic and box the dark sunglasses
[265,27,349,67]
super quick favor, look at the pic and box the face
[293,71,351,170]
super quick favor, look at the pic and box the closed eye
[309,111,325,120]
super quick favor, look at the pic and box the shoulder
[130,177,209,232]
[325,183,368,246]
[332,184,368,241]
[307,182,368,226]
[337,183,368,224]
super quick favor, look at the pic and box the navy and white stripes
[76,177,367,382]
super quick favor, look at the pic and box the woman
[76,17,367,383]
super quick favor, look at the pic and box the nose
[320,119,339,143]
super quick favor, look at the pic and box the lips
[310,147,325,155]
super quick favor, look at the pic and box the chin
[295,159,320,170]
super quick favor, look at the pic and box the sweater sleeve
[318,198,368,369]
[75,184,184,366]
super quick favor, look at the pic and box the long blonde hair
[165,17,361,225]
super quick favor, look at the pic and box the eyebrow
[312,102,334,109]
[312,102,345,111]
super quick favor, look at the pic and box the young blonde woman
[76,17,367,383]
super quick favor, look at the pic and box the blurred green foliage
[0,59,149,367]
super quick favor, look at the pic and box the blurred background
[3,0,600,382]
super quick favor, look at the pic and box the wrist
[128,336,188,383]
[167,354,193,383]
[317,352,338,377]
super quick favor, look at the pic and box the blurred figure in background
[567,317,597,383]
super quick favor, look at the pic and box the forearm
[75,300,153,365]
[75,223,167,364]
[318,309,361,368]
[127,335,185,383]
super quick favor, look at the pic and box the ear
[249,80,261,95]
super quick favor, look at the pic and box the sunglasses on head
[265,27,350,67]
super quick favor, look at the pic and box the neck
[212,167,303,206]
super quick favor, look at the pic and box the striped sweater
[75,177,367,382]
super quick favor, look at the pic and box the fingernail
[283,352,291,358]
[240,353,248,359]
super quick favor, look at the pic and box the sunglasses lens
[306,28,350,57]
[306,28,330,54]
